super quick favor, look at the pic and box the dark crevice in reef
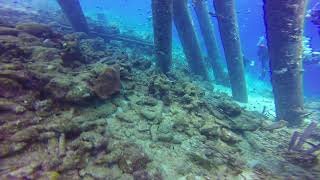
[0,6,319,180]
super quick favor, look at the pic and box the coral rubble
[0,7,319,180]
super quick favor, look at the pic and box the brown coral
[92,65,121,99]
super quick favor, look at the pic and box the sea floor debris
[0,6,320,180]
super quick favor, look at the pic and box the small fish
[250,61,255,67]
[208,12,225,19]
[208,12,217,17]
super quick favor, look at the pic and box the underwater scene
[0,0,320,179]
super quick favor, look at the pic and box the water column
[263,0,306,126]
[152,0,173,73]
[212,0,248,103]
[173,0,208,79]
[193,0,228,86]
[56,0,89,33]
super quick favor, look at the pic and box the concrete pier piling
[263,0,306,126]
[152,0,173,73]
[193,0,228,85]
[56,0,89,33]
[213,0,248,102]
[173,0,208,79]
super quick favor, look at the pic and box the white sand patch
[214,74,276,119]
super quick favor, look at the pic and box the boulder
[5,162,41,179]
[230,116,262,131]
[0,142,27,158]
[118,144,151,173]
[18,32,42,46]
[173,112,189,132]
[30,46,60,62]
[92,65,121,99]
[61,41,85,66]
[78,131,108,149]
[0,98,26,114]
[79,38,107,63]
[148,74,172,104]
[10,125,42,142]
[220,128,241,144]
[217,101,242,117]
[16,23,53,38]
[79,166,110,179]
[45,76,92,102]
[200,121,220,138]
[140,109,157,121]
[116,111,139,123]
[0,77,23,98]
[0,26,20,36]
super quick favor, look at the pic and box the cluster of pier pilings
[56,0,307,126]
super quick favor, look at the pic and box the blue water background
[78,0,320,97]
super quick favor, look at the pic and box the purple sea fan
[286,122,320,167]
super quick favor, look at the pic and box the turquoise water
[0,0,320,179]
[5,0,319,97]
[79,0,320,96]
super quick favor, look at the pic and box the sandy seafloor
[215,75,276,119]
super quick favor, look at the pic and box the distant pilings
[173,0,208,79]
[263,0,306,126]
[152,0,173,73]
[212,0,248,102]
[56,0,89,33]
[193,0,228,86]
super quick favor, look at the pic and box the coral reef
[0,7,319,180]
[16,23,55,38]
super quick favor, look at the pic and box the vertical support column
[193,0,228,85]
[56,0,89,33]
[212,0,248,102]
[263,0,306,126]
[152,0,173,73]
[173,0,208,79]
